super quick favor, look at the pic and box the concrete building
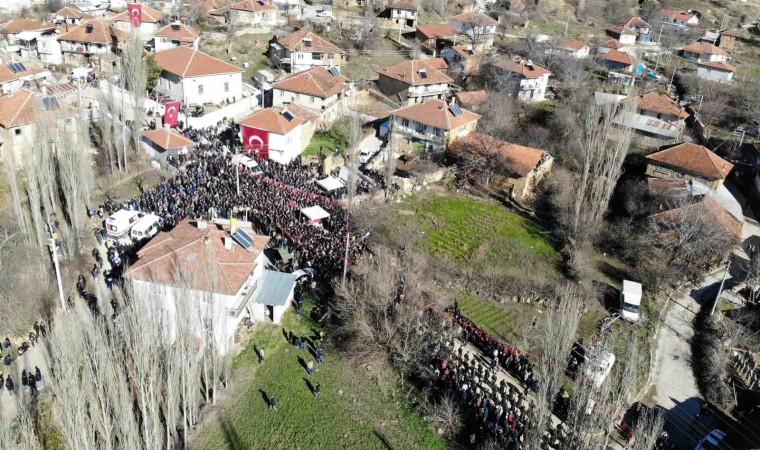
[681,42,728,63]
[449,12,498,51]
[697,61,736,84]
[546,38,590,59]
[238,107,310,164]
[111,3,165,39]
[490,59,551,102]
[57,20,125,69]
[390,99,480,151]
[154,46,244,106]
[268,29,345,74]
[152,22,200,52]
[377,59,453,105]
[271,66,349,125]
[125,219,282,354]
[646,143,733,189]
[228,0,277,29]
[388,1,417,29]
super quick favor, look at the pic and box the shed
[249,269,296,323]
[317,176,345,191]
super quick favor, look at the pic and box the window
[198,84,204,95]
[401,118,409,128]
[313,53,323,60]
[328,53,334,59]
[310,96,315,103]
[298,53,303,59]
[15,128,22,136]
[224,82,229,92]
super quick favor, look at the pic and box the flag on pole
[127,3,142,28]
[163,100,180,126]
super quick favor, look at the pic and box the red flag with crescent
[242,126,269,158]
[163,100,180,126]
[127,3,142,28]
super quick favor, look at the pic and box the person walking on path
[268,395,278,411]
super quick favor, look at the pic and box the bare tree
[423,394,463,438]
[122,30,148,163]
[2,146,28,240]
[745,245,760,304]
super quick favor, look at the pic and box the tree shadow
[219,416,245,450]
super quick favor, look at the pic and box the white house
[682,42,728,63]
[0,19,57,47]
[57,20,125,68]
[605,25,637,45]
[51,5,93,25]
[272,66,349,124]
[390,99,480,151]
[377,59,453,105]
[37,34,64,64]
[111,3,165,39]
[547,38,590,59]
[658,9,699,27]
[449,12,498,50]
[268,29,346,74]
[697,61,736,84]
[0,62,52,94]
[154,46,244,106]
[491,59,551,102]
[152,22,200,52]
[388,1,418,29]
[238,107,310,164]
[229,0,277,29]
[0,89,79,162]
[125,219,283,354]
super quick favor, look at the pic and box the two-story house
[619,17,652,42]
[0,62,52,94]
[229,0,277,30]
[111,3,165,39]
[388,1,417,29]
[601,49,637,86]
[449,12,498,51]
[268,29,345,74]
[415,23,458,55]
[377,60,453,105]
[51,5,93,25]
[615,92,689,139]
[152,22,200,52]
[605,25,638,45]
[239,107,311,163]
[0,19,56,46]
[58,20,125,69]
[681,42,728,63]
[491,59,551,102]
[0,89,79,162]
[272,66,349,125]
[658,9,699,27]
[154,46,244,106]
[125,219,289,354]
[390,99,480,151]
[646,142,733,189]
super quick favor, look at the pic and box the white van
[130,214,162,241]
[68,67,93,81]
[232,154,263,175]
[620,280,642,322]
[106,210,144,239]
[585,351,615,388]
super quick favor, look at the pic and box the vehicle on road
[130,214,162,241]
[694,429,726,450]
[232,154,263,175]
[106,209,144,239]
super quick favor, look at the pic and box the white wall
[266,126,305,164]
[697,66,733,84]
[159,71,243,106]
[154,36,200,52]
[37,36,63,64]
[618,34,637,45]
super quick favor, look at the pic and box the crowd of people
[1,323,47,398]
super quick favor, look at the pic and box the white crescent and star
[248,135,264,149]
[167,106,176,116]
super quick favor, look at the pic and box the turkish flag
[163,100,180,126]
[127,3,142,28]
[242,126,269,159]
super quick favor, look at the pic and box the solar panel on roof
[419,69,428,79]
[328,67,340,76]
[7,63,17,73]
[450,103,463,117]
[283,111,294,121]
[16,62,26,72]
[232,228,254,249]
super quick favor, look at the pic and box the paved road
[0,338,52,424]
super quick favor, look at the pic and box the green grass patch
[459,295,519,342]
[394,194,559,278]
[303,131,346,157]
[191,301,445,450]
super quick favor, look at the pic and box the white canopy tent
[316,176,345,191]
[300,206,331,224]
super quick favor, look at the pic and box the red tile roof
[203,0,234,12]
[0,89,76,128]
[655,196,742,238]
[698,61,736,72]
[53,5,92,20]
[390,0,417,10]
[425,57,449,69]
[154,46,244,78]
[450,45,480,60]
[58,20,125,44]
[378,59,453,85]
[647,143,733,180]
[556,38,588,50]
[143,128,197,150]
[602,49,635,65]
[455,90,487,107]
[451,12,498,26]
[638,92,689,119]
[620,16,651,28]
[276,29,344,55]
[125,220,270,296]
[238,108,306,134]
[0,63,47,84]
[391,99,480,130]
[606,25,637,36]
[0,18,56,35]
[682,42,727,55]
[111,4,165,23]
[450,132,548,177]
[416,23,457,40]
[493,59,551,79]
[229,0,277,12]
[154,23,200,43]
[272,66,348,98]
[659,9,693,21]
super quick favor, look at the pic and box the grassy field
[394,194,560,277]
[459,294,521,341]
[303,131,345,157]
[191,301,446,450]
[202,33,272,83]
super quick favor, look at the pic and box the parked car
[232,154,263,175]
[694,429,727,450]
[620,280,642,322]
[106,209,144,239]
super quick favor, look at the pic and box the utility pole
[710,261,731,316]
[49,233,66,310]
[564,18,569,37]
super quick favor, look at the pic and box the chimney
[203,236,211,246]
[526,59,534,70]
[197,219,207,229]
[224,236,234,251]
[230,218,238,234]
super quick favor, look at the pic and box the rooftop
[389,0,417,10]
[492,59,551,79]
[638,92,689,119]
[378,59,453,86]
[682,42,727,55]
[0,63,47,85]
[143,127,197,150]
[58,19,125,45]
[111,3,165,23]
[556,38,588,50]
[276,29,344,55]
[272,66,348,98]
[450,12,499,26]
[698,61,736,72]
[455,90,487,107]
[154,46,244,78]
[659,9,693,21]
[0,89,76,129]
[52,5,93,19]
[154,23,201,43]
[391,99,480,130]
[647,142,733,180]
[601,49,636,65]
[450,131,549,177]
[0,18,56,35]
[125,220,270,296]
[415,23,457,40]
[238,108,306,134]
[229,0,277,12]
